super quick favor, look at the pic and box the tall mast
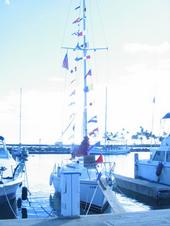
[62,0,108,143]
[19,88,22,146]
[83,0,87,138]
[104,87,108,147]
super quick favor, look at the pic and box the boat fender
[22,186,28,200]
[156,162,164,177]
[49,173,53,186]
[21,208,28,218]
[17,198,22,209]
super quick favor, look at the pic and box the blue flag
[62,53,69,70]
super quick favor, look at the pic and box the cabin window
[152,151,165,161]
[166,152,170,162]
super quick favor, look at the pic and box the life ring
[156,162,164,177]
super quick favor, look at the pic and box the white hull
[51,172,107,211]
[50,156,114,212]
[136,160,170,185]
[0,178,22,203]
[80,179,107,209]
[0,136,25,218]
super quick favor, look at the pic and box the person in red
[77,136,90,156]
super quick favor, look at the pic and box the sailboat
[0,136,25,219]
[50,0,115,213]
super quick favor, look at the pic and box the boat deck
[1,209,170,226]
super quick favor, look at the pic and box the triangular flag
[62,53,69,70]
[72,17,82,24]
[74,6,80,10]
[88,116,97,123]
[96,154,103,163]
[85,69,92,78]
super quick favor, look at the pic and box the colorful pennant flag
[69,101,75,106]
[86,69,92,77]
[75,56,83,61]
[71,79,76,84]
[69,113,75,119]
[74,6,80,10]
[69,90,76,96]
[72,17,82,24]
[88,116,97,123]
[89,128,99,136]
[62,53,69,70]
[75,43,82,50]
[72,31,83,37]
[96,154,103,163]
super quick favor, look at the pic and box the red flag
[96,154,103,163]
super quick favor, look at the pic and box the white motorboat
[135,113,170,185]
[135,134,170,185]
[113,113,170,203]
[0,136,25,218]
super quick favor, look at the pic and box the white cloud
[124,42,170,54]
[0,89,65,144]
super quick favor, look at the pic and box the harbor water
[14,152,170,218]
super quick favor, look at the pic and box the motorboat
[114,113,170,203]
[135,134,170,185]
[0,136,25,218]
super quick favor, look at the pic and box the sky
[0,0,170,144]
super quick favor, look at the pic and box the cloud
[124,42,170,54]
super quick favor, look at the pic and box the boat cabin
[151,135,170,163]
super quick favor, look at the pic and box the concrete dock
[114,174,170,200]
[1,209,170,226]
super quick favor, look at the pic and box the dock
[98,178,125,214]
[1,209,170,226]
[114,174,170,200]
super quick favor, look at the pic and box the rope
[85,183,99,215]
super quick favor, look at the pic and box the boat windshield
[152,151,165,162]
